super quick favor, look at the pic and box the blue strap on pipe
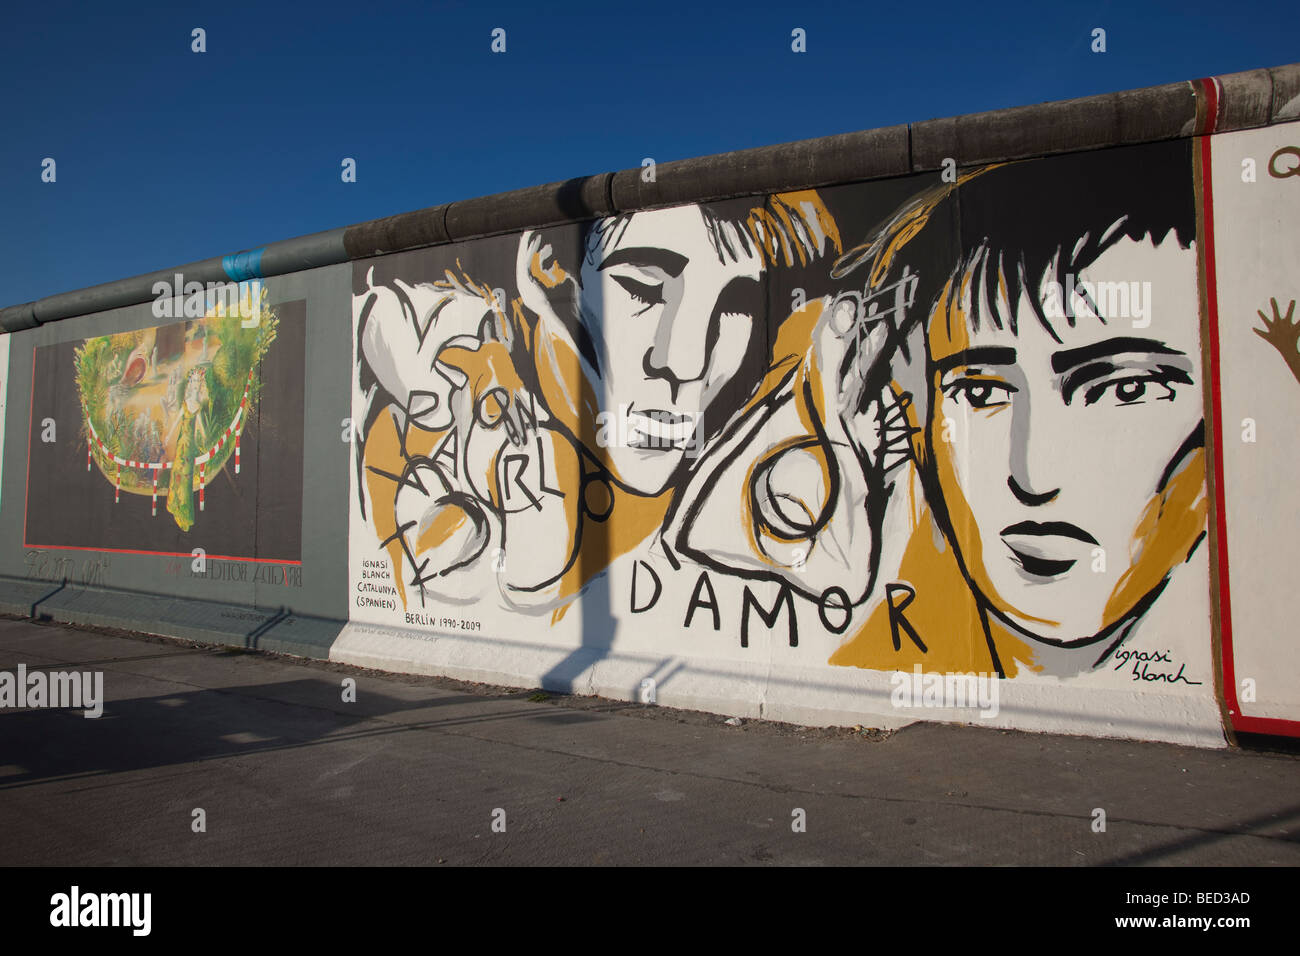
[222,248,266,281]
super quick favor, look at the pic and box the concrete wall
[3,64,1298,747]
[1207,122,1300,737]
[0,267,353,659]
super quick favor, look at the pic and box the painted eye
[1116,380,1146,402]
[1084,376,1176,407]
[611,274,665,310]
[947,380,1015,409]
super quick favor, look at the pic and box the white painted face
[577,206,764,495]
[928,233,1204,644]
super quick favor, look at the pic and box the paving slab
[0,616,1295,866]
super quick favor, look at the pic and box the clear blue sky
[1,0,1295,306]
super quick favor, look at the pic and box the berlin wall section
[0,64,1296,746]
[0,264,354,657]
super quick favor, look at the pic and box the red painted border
[21,349,34,550]
[1200,77,1300,738]
[21,542,301,567]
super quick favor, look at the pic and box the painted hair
[832,139,1196,363]
[532,191,843,374]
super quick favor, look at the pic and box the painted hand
[1253,297,1300,384]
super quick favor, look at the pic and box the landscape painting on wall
[25,298,307,563]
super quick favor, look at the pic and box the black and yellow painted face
[924,233,1207,646]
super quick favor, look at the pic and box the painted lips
[626,407,697,449]
[1001,520,1099,578]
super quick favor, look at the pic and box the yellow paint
[550,480,673,623]
[1103,447,1208,626]
[530,252,569,289]
[415,505,468,555]
[829,505,1006,674]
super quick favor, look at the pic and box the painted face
[927,234,1206,644]
[575,206,764,495]
[184,369,209,413]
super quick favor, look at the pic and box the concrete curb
[0,577,345,658]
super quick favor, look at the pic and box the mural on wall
[26,298,307,563]
[1209,121,1300,732]
[74,301,277,530]
[350,138,1214,692]
[793,144,1206,679]
[352,193,844,615]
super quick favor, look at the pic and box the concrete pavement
[0,615,1297,866]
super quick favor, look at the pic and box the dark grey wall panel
[0,262,353,648]
[912,82,1198,172]
[343,205,451,259]
[33,257,231,324]
[444,174,615,240]
[1272,64,1300,121]
[1219,68,1274,132]
[257,227,349,277]
[610,126,911,208]
[0,303,37,333]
